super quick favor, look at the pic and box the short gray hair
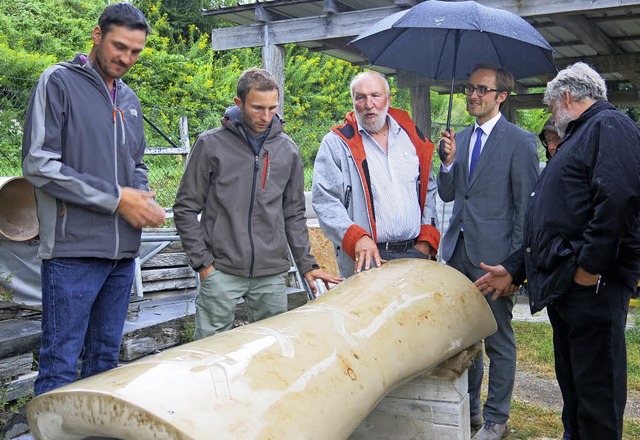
[543,62,607,105]
[350,71,390,100]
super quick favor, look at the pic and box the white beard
[356,105,389,134]
[554,106,573,138]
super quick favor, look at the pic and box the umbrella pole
[438,31,460,162]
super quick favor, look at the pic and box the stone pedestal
[350,370,470,440]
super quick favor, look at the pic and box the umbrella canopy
[350,0,556,160]
[350,0,555,82]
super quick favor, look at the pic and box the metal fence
[0,79,29,177]
[1,76,466,213]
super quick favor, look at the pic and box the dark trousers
[447,236,516,424]
[377,246,431,262]
[547,278,632,440]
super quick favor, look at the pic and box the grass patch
[508,400,563,439]
[626,325,640,390]
[507,400,640,439]
[514,320,640,390]
[513,321,555,378]
[511,320,640,439]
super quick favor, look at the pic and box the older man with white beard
[312,71,440,278]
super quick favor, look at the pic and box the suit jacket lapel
[457,127,473,186]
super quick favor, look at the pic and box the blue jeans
[34,257,134,395]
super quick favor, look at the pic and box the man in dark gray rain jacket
[475,62,640,440]
[173,68,342,339]
[22,3,166,395]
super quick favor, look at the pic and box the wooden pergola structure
[203,0,640,134]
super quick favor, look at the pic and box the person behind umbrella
[311,71,440,277]
[539,116,562,160]
[438,64,539,440]
[540,114,572,440]
[475,62,640,440]
[173,68,342,339]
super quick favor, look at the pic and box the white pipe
[27,259,497,440]
[0,176,39,241]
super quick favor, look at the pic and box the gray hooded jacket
[22,54,149,260]
[173,107,317,278]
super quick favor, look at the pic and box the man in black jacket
[475,62,640,440]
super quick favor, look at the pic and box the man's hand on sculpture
[353,235,385,273]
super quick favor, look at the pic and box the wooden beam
[202,0,640,20]
[551,14,640,87]
[410,83,432,140]
[476,0,640,17]
[556,52,640,73]
[323,0,351,14]
[255,5,274,23]
[211,6,404,50]
[202,0,320,17]
[552,14,618,54]
[509,88,640,109]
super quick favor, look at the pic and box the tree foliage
[1,0,549,191]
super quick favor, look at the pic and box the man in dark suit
[438,64,539,440]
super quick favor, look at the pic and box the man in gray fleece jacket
[22,3,165,395]
[173,68,342,338]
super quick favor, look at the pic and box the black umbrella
[350,0,556,159]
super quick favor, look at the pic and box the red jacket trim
[331,108,440,258]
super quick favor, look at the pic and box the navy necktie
[469,127,483,181]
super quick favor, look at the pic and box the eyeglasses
[463,85,502,97]
[541,134,562,147]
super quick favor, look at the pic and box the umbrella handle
[438,131,450,163]
[438,31,459,164]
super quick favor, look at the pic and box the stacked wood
[0,317,40,438]
[120,292,196,362]
[0,319,40,402]
[140,240,196,294]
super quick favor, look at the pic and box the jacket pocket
[533,235,584,311]
[536,235,583,272]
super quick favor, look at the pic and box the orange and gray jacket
[312,108,440,277]
[173,106,317,278]
[22,54,148,260]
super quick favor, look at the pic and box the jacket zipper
[248,154,260,276]
[112,89,120,259]
[261,152,270,189]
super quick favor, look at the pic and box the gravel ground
[510,367,640,419]
[511,294,640,419]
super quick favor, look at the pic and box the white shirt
[441,112,502,174]
[358,115,421,243]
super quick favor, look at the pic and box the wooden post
[410,83,432,140]
[503,99,517,123]
[262,23,286,118]
[179,115,190,168]
[398,72,433,140]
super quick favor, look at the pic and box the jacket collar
[221,105,285,139]
[564,100,615,137]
